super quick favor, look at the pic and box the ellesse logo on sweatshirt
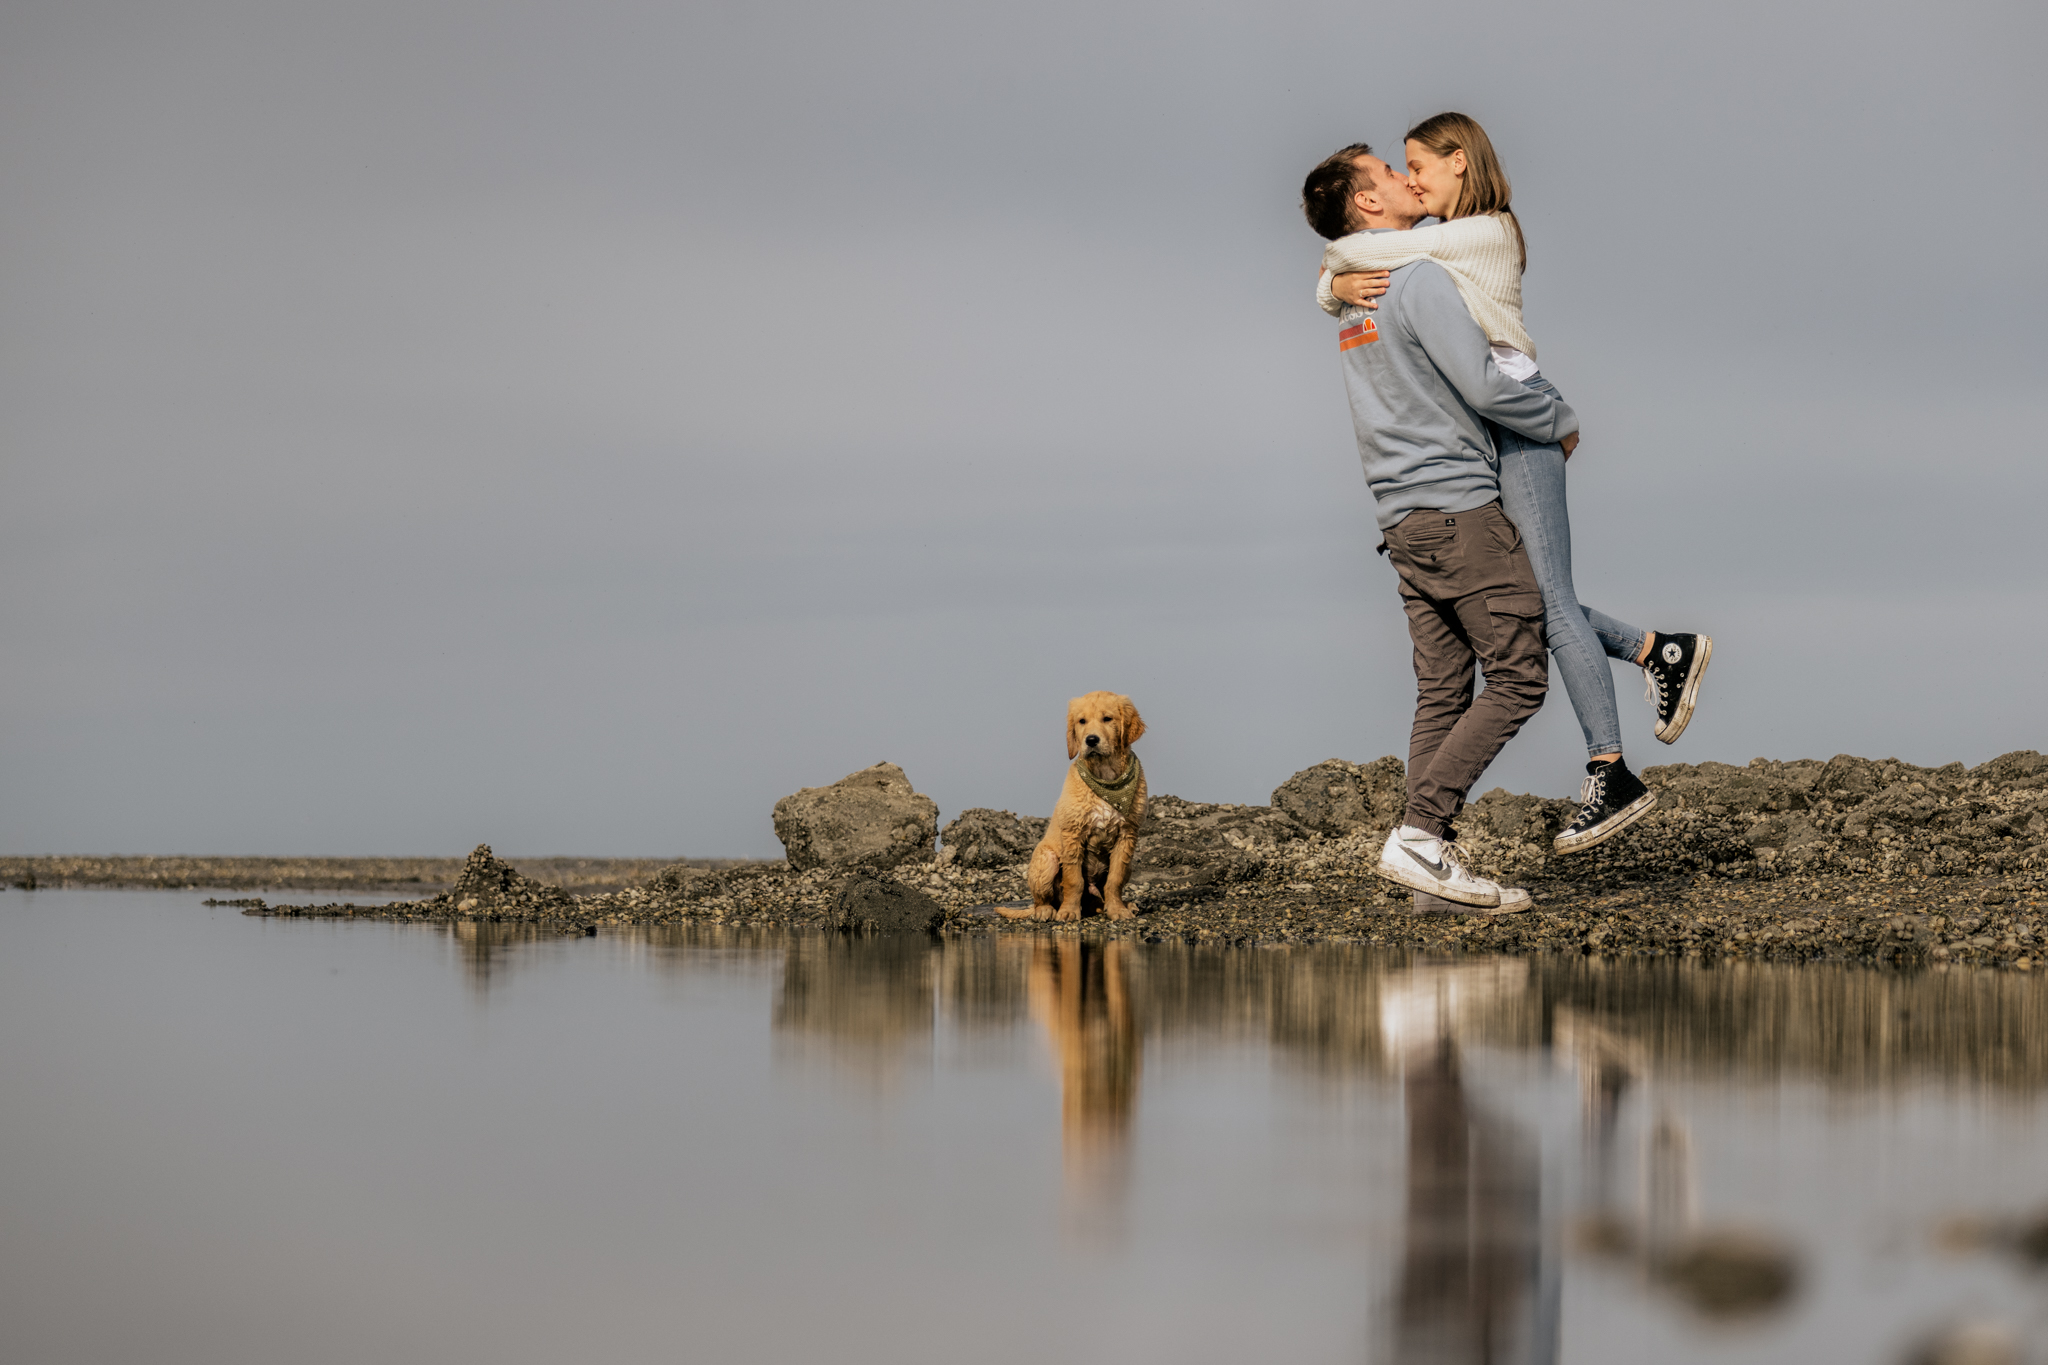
[1339,318,1378,351]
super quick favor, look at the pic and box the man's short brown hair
[1301,143,1375,240]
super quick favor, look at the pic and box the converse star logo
[1662,642,1684,665]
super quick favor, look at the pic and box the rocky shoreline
[200,750,2048,970]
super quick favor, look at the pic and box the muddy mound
[441,844,576,919]
[833,875,948,934]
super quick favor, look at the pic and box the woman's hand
[1331,269,1390,309]
[1560,432,1580,459]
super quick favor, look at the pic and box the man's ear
[1119,696,1145,747]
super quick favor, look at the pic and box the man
[1301,144,1578,910]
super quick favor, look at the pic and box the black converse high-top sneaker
[1642,632,1713,744]
[1553,758,1658,855]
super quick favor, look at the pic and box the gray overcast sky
[4,0,2043,857]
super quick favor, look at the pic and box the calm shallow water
[4,891,2047,1364]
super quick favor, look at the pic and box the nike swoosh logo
[1400,845,1450,881]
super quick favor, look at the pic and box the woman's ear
[1066,707,1081,759]
[1119,696,1145,747]
[1449,148,1467,178]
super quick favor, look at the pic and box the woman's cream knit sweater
[1315,213,1535,360]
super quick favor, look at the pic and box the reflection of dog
[1027,939,1139,1211]
[1002,692,1147,922]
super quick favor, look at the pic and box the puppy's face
[1066,691,1145,760]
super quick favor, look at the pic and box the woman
[1320,113,1711,855]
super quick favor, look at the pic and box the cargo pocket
[1487,512,1523,557]
[1483,592,1549,660]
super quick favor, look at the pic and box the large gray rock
[939,808,1048,869]
[832,875,948,934]
[1128,794,1308,903]
[773,762,939,871]
[1270,757,1407,836]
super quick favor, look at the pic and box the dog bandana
[1075,753,1144,823]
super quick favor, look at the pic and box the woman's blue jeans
[1492,374,1646,758]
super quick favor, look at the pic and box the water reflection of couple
[1379,961,1794,1363]
[1300,113,1713,910]
[1380,963,1556,1365]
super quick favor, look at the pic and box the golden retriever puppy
[1001,692,1147,922]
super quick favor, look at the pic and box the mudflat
[0,855,753,894]
[74,750,2042,972]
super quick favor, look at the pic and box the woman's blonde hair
[1405,111,1525,272]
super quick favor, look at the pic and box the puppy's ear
[1119,696,1145,746]
[1066,702,1081,759]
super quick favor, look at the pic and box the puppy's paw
[1103,899,1137,921]
[1053,903,1083,923]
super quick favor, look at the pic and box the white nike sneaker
[1376,826,1501,908]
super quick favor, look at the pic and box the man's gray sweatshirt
[1337,254,1579,531]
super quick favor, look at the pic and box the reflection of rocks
[773,933,935,1077]
[1902,1321,2022,1365]
[940,935,1035,1028]
[1654,1232,1798,1319]
[447,920,559,994]
[1933,1208,2048,1270]
[772,762,939,872]
[1560,1004,1800,1326]
[832,875,948,934]
[1546,957,2048,1087]
[939,808,1046,870]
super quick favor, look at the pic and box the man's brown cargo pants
[1382,501,1549,838]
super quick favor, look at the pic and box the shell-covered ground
[214,751,2048,970]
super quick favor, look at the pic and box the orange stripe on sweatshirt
[1338,319,1378,351]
